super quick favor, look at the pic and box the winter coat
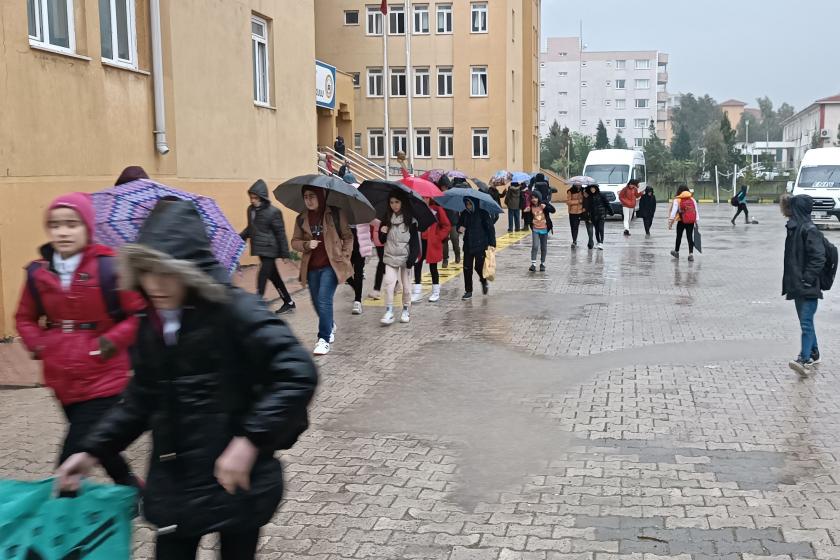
[379,214,421,269]
[783,195,826,300]
[81,199,318,537]
[458,202,496,255]
[583,187,615,222]
[240,180,290,259]
[637,190,657,219]
[737,188,748,204]
[370,219,385,248]
[15,244,145,406]
[566,189,585,215]
[504,185,522,210]
[668,191,700,224]
[525,193,557,233]
[356,222,374,258]
[422,203,452,264]
[531,178,552,203]
[291,206,354,286]
[619,185,642,208]
[488,186,502,205]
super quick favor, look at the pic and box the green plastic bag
[0,478,136,560]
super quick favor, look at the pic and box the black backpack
[730,196,739,207]
[818,231,838,291]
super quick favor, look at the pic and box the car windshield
[798,165,840,188]
[584,164,629,185]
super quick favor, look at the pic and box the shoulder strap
[97,255,126,323]
[25,262,46,319]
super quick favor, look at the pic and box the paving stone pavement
[2,204,840,560]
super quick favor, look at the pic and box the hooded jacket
[503,184,522,210]
[531,174,552,203]
[619,183,642,208]
[566,187,585,215]
[637,187,657,219]
[783,195,826,300]
[81,199,318,536]
[241,179,290,259]
[421,202,452,265]
[458,199,496,255]
[582,185,615,222]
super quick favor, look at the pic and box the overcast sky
[541,0,839,113]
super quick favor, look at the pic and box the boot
[410,284,423,303]
[428,285,441,302]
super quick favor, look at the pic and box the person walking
[520,183,534,231]
[56,199,318,560]
[530,173,553,204]
[503,182,522,232]
[367,219,387,299]
[458,197,496,300]
[732,185,750,225]
[781,195,829,377]
[524,191,555,272]
[565,183,592,249]
[379,194,421,325]
[638,186,657,236]
[668,185,699,261]
[348,220,373,315]
[240,180,295,314]
[619,179,642,236]
[437,175,461,268]
[582,184,614,250]
[291,187,354,355]
[334,135,346,159]
[412,198,451,303]
[15,193,146,488]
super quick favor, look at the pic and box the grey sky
[541,0,839,113]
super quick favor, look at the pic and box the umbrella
[492,170,511,183]
[92,179,245,274]
[447,170,468,180]
[434,189,503,216]
[470,178,491,193]
[358,180,437,231]
[693,225,703,253]
[421,169,446,183]
[510,172,532,184]
[401,176,442,198]
[568,175,597,186]
[274,174,375,224]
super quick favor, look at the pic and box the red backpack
[679,197,697,224]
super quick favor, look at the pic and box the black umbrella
[693,225,703,253]
[358,180,437,232]
[273,174,376,224]
[470,178,490,193]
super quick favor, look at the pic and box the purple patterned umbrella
[421,169,446,183]
[447,170,468,180]
[92,179,245,273]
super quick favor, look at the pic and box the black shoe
[624,230,630,236]
[481,281,489,295]
[276,301,296,315]
[731,219,736,225]
[540,264,546,272]
[529,264,536,272]
[811,349,821,365]
[455,257,461,264]
[587,243,594,250]
[443,260,449,269]
[462,292,473,300]
[507,229,513,233]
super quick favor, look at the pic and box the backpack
[679,197,697,225]
[818,231,838,291]
[26,255,125,323]
[730,195,739,207]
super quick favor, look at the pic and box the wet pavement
[3,203,840,559]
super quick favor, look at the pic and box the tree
[671,126,692,160]
[595,120,610,149]
[540,120,566,169]
[569,132,593,176]
[703,125,729,175]
[811,131,822,149]
[736,112,760,143]
[613,133,628,149]
[720,114,741,167]
[644,123,671,180]
[670,93,721,150]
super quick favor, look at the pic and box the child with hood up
[582,184,615,250]
[523,191,555,272]
[637,186,657,236]
[565,183,592,249]
[458,197,496,299]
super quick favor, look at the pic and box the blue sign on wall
[316,60,337,109]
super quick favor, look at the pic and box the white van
[582,149,647,215]
[789,147,840,222]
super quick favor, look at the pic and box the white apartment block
[539,37,669,149]
[782,93,840,168]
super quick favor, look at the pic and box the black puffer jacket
[241,179,290,258]
[637,188,657,219]
[583,185,615,222]
[783,195,826,300]
[458,199,496,255]
[82,200,318,536]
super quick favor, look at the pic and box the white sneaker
[313,339,330,356]
[597,243,604,250]
[352,301,363,315]
[400,309,411,323]
[368,290,381,300]
[428,285,441,302]
[329,323,336,343]
[380,310,395,325]
[410,284,423,303]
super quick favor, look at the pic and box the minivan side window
[633,164,646,182]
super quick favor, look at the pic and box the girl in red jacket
[411,198,452,303]
[15,192,145,485]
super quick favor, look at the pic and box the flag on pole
[380,0,387,14]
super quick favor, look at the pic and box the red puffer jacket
[15,244,145,405]
[421,203,452,264]
[619,185,641,208]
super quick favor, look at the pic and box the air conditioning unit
[820,129,831,138]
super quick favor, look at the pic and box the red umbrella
[401,176,442,198]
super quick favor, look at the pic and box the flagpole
[405,0,415,173]
[382,8,391,179]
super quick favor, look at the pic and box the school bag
[817,230,838,291]
[678,197,697,225]
[730,195,739,207]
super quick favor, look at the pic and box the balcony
[658,91,669,102]
[658,53,669,64]
[657,109,668,122]
[657,71,668,84]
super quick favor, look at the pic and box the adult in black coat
[530,173,553,203]
[437,175,461,267]
[457,197,496,299]
[582,184,615,249]
[334,136,346,159]
[637,186,657,236]
[241,179,295,314]
[57,200,318,559]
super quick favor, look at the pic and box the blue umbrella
[434,188,503,216]
[510,172,532,184]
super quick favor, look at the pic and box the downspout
[150,0,170,154]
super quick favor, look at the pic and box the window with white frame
[414,67,430,96]
[581,120,587,126]
[100,0,137,66]
[615,79,626,90]
[615,59,626,70]
[470,2,487,33]
[559,91,568,96]
[604,100,612,107]
[470,66,487,96]
[437,66,453,96]
[366,7,383,35]
[615,118,626,128]
[392,129,408,157]
[415,129,431,158]
[635,79,650,89]
[615,99,626,109]
[635,99,649,108]
[581,100,587,107]
[413,4,429,33]
[251,16,270,105]
[438,128,454,158]
[369,129,385,158]
[606,119,612,125]
[388,5,405,34]
[635,137,646,147]
[605,80,612,87]
[634,118,648,129]
[367,67,383,97]
[559,110,568,115]
[28,0,76,52]
[581,81,587,87]
[354,133,362,151]
[436,4,452,33]
[390,67,407,96]
[472,128,489,158]
[635,59,651,70]
[344,10,359,25]
[352,72,360,88]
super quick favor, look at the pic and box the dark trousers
[414,241,440,284]
[373,246,386,291]
[522,209,533,230]
[442,228,461,263]
[156,528,260,560]
[257,257,291,303]
[348,233,366,302]
[507,210,521,231]
[643,216,654,234]
[593,219,605,244]
[675,221,695,253]
[463,250,486,293]
[733,203,749,223]
[569,214,589,244]
[60,396,132,484]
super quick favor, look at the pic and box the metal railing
[317,145,387,182]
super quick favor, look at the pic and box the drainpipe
[150,0,170,154]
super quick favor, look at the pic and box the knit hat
[115,166,150,186]
[47,192,96,243]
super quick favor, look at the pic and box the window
[471,2,487,33]
[559,91,568,96]
[657,101,666,110]
[634,118,648,129]
[414,67,430,96]
[99,0,137,67]
[470,66,487,96]
[559,110,568,115]
[558,51,568,56]
[581,81,587,87]
[615,59,626,70]
[367,7,383,35]
[581,100,587,107]
[436,4,452,33]
[635,99,649,109]
[413,4,429,33]
[438,128,454,158]
[635,138,646,148]
[437,66,453,96]
[28,0,76,52]
[369,129,385,158]
[510,70,515,102]
[635,59,651,70]
[615,118,626,129]
[635,79,650,89]
[472,128,489,158]
[390,67,407,96]
[605,80,612,87]
[352,72,360,88]
[415,129,431,158]
[392,129,408,157]
[632,164,646,181]
[251,16,270,105]
[539,100,545,107]
[367,67,383,97]
[581,120,587,126]
[615,79,626,90]
[354,133,362,151]
[604,100,612,107]
[344,10,359,25]
[615,99,626,109]
[559,71,567,77]
[388,5,405,34]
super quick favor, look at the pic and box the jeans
[643,216,654,234]
[307,266,338,341]
[507,210,521,231]
[593,219,605,244]
[531,231,548,264]
[463,250,486,293]
[156,528,260,560]
[60,396,132,485]
[733,203,749,223]
[794,298,819,362]
[675,222,695,253]
[257,257,291,303]
[414,241,440,284]
[442,228,461,263]
[383,265,411,308]
[622,207,634,231]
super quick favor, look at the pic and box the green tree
[736,112,760,143]
[703,124,729,174]
[720,114,741,167]
[670,93,721,150]
[811,131,822,149]
[595,120,610,149]
[539,120,566,169]
[671,126,692,160]
[613,133,628,149]
[569,132,593,176]
[644,123,672,181]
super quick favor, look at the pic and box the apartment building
[0,0,318,336]
[783,93,840,167]
[539,37,670,149]
[315,1,541,179]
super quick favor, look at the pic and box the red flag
[380,1,387,15]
